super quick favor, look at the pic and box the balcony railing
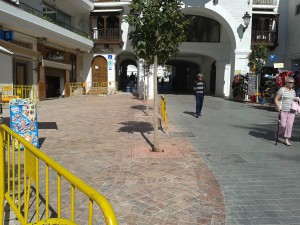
[92,28,121,42]
[1,0,89,38]
[252,31,276,45]
[252,0,277,5]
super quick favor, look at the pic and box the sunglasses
[286,82,294,84]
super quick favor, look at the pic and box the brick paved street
[1,93,225,225]
[3,92,300,225]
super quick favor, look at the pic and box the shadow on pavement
[118,121,153,134]
[38,122,58,130]
[39,137,46,147]
[271,153,300,161]
[118,121,154,149]
[131,105,153,115]
[183,111,195,117]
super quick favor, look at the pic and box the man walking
[193,73,206,118]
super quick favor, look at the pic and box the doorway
[16,64,27,85]
[210,62,216,95]
[46,76,60,98]
[92,56,107,85]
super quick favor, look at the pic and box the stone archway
[115,51,138,92]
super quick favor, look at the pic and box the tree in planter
[248,44,269,102]
[248,44,268,73]
[126,0,189,151]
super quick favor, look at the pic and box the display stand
[9,99,39,148]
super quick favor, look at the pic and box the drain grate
[204,154,247,163]
[169,132,195,137]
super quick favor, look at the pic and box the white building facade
[0,0,93,100]
[88,0,254,99]
[1,0,299,100]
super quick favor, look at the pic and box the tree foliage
[248,44,269,73]
[125,0,188,151]
[125,0,189,64]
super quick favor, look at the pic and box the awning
[42,59,72,70]
[0,46,13,55]
[0,39,41,59]
[92,9,123,12]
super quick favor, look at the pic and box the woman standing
[193,73,206,118]
[274,77,297,146]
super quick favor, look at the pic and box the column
[38,64,46,100]
[64,70,70,97]
[215,61,230,97]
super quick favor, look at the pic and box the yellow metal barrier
[88,82,107,95]
[0,124,118,225]
[69,82,86,96]
[160,95,167,133]
[69,82,118,96]
[0,85,38,104]
[107,81,118,95]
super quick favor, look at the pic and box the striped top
[194,81,206,94]
[277,87,296,112]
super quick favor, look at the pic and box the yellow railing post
[160,95,167,133]
[0,128,4,224]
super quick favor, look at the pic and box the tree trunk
[152,54,159,151]
[146,69,149,116]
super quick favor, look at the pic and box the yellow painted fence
[69,82,118,97]
[0,85,38,103]
[0,124,118,225]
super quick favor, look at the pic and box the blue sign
[108,54,112,59]
[269,54,276,61]
[0,30,14,41]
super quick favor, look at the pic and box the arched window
[97,17,104,29]
[107,15,119,29]
[186,15,220,42]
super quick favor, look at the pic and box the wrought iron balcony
[251,31,277,46]
[252,0,277,5]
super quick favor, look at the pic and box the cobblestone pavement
[1,93,225,225]
[166,94,300,225]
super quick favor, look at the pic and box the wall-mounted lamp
[95,66,99,70]
[242,12,251,32]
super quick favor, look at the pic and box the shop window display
[232,74,248,102]
[259,70,298,107]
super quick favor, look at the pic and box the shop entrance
[46,76,60,98]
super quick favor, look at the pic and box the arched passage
[172,6,241,97]
[115,51,138,92]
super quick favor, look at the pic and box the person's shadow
[183,111,196,117]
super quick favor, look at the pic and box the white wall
[0,53,13,84]
[284,0,300,70]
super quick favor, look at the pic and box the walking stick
[275,112,281,145]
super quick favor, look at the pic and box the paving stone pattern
[1,93,225,225]
[166,94,300,225]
